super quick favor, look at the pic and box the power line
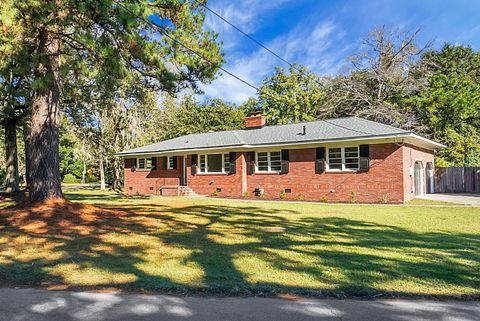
[115,1,260,92]
[116,2,368,137]
[195,0,326,88]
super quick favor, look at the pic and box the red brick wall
[124,157,180,195]
[402,144,435,201]
[245,144,405,203]
[123,143,435,203]
[185,153,245,197]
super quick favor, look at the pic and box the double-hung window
[255,151,281,173]
[327,147,359,171]
[137,157,152,170]
[167,156,175,169]
[198,153,230,174]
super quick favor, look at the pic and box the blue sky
[199,0,480,104]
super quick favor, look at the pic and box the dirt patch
[0,198,129,236]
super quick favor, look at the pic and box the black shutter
[151,157,157,170]
[315,147,325,174]
[316,147,325,159]
[172,156,177,169]
[161,156,167,170]
[229,152,236,174]
[247,152,255,175]
[129,158,136,172]
[191,154,198,175]
[359,145,369,158]
[359,145,370,171]
[281,149,289,173]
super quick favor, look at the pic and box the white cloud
[201,18,348,104]
[205,0,294,35]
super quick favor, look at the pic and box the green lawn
[1,189,479,298]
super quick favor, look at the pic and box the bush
[62,173,80,184]
[87,175,99,183]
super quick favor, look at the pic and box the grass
[405,198,465,206]
[0,188,479,298]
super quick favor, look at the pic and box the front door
[181,156,187,186]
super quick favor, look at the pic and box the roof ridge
[173,117,362,137]
[350,116,411,133]
[118,116,420,156]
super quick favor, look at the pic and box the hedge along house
[117,114,444,203]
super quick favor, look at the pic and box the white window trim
[255,151,282,173]
[136,157,152,170]
[198,153,229,174]
[326,146,359,172]
[167,156,175,169]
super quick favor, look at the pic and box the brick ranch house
[118,114,444,203]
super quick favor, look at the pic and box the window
[223,153,230,173]
[198,153,230,174]
[199,155,206,173]
[168,156,175,169]
[344,147,359,169]
[327,148,342,170]
[255,151,282,173]
[207,154,222,173]
[327,147,359,171]
[137,158,152,170]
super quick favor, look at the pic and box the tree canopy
[242,65,328,125]
[158,94,245,140]
[0,0,223,200]
[409,44,480,166]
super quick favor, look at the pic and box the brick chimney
[245,111,266,129]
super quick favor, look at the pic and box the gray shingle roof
[118,117,414,156]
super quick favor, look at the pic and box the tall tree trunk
[99,158,106,191]
[81,159,86,184]
[3,118,20,193]
[29,30,62,201]
[112,157,121,191]
[23,120,31,189]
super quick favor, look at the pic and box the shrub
[380,193,389,204]
[319,197,328,203]
[279,190,286,199]
[351,191,357,203]
[87,175,99,183]
[211,188,221,197]
[62,173,80,184]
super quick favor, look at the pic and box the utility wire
[195,0,326,88]
[116,2,371,137]
[115,1,260,92]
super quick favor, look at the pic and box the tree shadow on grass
[0,196,478,299]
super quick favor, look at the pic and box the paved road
[0,288,478,321]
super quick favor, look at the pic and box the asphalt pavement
[0,288,478,321]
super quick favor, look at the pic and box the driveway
[0,288,478,321]
[418,193,480,206]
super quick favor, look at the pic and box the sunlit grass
[0,188,478,298]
